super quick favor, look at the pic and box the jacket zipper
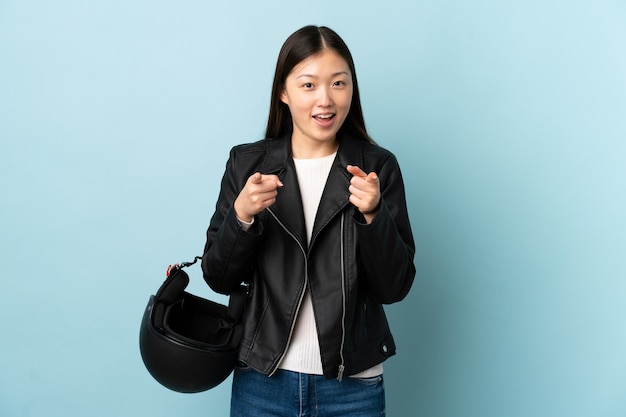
[337,211,346,381]
[266,207,308,377]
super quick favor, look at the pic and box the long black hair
[265,25,374,144]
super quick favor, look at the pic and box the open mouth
[313,113,335,122]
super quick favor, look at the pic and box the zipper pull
[337,365,345,382]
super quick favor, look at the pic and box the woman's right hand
[234,172,283,223]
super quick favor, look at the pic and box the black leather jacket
[202,135,415,379]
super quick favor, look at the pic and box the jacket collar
[261,134,365,249]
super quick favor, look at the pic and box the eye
[333,80,346,87]
[303,82,314,89]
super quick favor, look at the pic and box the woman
[202,25,415,417]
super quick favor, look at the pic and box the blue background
[1,1,625,416]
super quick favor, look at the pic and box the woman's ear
[280,88,289,105]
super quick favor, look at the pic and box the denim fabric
[230,365,385,417]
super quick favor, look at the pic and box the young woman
[202,25,415,417]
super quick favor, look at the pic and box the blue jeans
[230,365,385,417]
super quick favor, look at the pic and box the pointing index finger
[346,164,367,178]
[347,165,378,182]
[260,174,284,188]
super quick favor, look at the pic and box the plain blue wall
[1,1,625,416]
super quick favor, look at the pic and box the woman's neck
[291,138,339,159]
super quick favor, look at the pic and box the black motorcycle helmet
[139,261,246,393]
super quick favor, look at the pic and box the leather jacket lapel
[261,137,308,249]
[311,135,363,246]
[310,161,351,245]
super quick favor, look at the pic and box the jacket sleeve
[202,147,263,294]
[355,153,416,304]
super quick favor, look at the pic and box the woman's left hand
[347,165,380,224]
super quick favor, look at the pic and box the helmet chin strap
[179,255,202,268]
[167,255,202,277]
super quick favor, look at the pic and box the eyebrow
[296,71,350,79]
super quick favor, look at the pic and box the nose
[317,86,333,107]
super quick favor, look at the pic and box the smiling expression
[281,49,353,157]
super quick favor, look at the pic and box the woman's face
[281,49,353,155]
